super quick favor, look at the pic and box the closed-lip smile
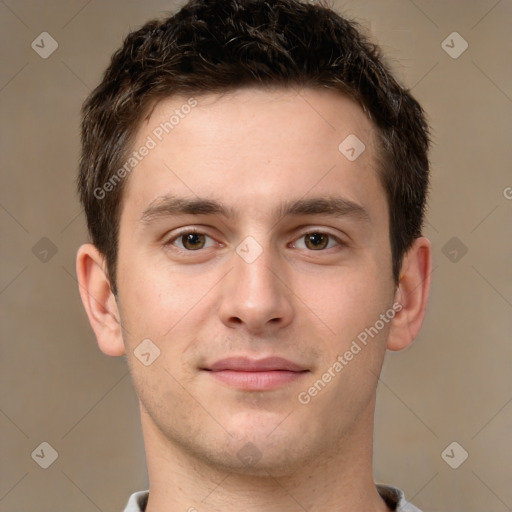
[203,356,309,390]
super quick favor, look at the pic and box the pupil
[307,233,327,250]
[184,233,204,250]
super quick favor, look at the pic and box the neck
[141,397,391,512]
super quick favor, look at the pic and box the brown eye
[304,232,329,250]
[168,231,217,252]
[181,233,206,250]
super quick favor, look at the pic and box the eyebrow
[139,195,370,224]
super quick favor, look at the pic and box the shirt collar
[123,485,422,512]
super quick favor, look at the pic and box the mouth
[202,356,310,391]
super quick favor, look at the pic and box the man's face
[115,87,396,474]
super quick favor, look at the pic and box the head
[77,0,431,477]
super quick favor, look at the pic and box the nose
[218,242,294,334]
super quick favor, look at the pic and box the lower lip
[208,370,308,390]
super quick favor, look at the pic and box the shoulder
[376,484,424,512]
[122,490,149,512]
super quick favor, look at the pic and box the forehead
[120,87,384,222]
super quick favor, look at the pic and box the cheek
[116,231,240,387]
[116,254,221,354]
[295,263,393,334]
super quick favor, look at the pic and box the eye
[293,232,340,250]
[170,232,216,251]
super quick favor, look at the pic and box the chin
[208,415,321,476]
[201,440,312,478]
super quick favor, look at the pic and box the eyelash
[164,228,345,252]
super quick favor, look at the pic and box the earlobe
[76,244,125,356]
[387,237,432,352]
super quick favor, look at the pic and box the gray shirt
[123,485,423,511]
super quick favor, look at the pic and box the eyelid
[290,229,346,249]
[164,227,219,250]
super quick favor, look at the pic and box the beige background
[1,0,511,511]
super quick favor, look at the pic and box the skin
[77,87,431,512]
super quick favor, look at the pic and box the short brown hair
[78,0,430,293]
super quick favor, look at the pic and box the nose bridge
[218,238,293,331]
[237,247,276,297]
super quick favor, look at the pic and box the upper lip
[206,357,308,372]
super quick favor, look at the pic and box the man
[76,0,431,510]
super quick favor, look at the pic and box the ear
[387,237,432,351]
[76,243,125,356]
